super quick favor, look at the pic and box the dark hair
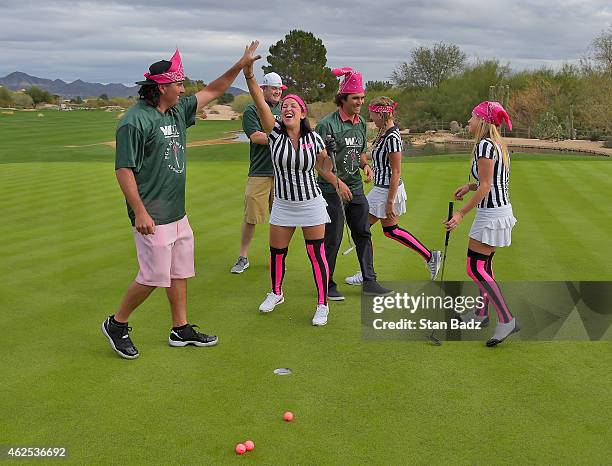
[279,117,312,139]
[138,84,161,107]
[335,93,350,107]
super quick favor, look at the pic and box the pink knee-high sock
[466,249,512,323]
[382,224,432,262]
[475,252,494,317]
[305,238,329,305]
[270,246,288,295]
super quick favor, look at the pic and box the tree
[365,80,393,92]
[0,86,12,107]
[592,26,612,73]
[217,92,234,105]
[25,86,56,105]
[183,77,205,96]
[263,30,337,102]
[99,93,109,100]
[11,92,34,108]
[392,42,467,88]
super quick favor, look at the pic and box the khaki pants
[243,176,274,224]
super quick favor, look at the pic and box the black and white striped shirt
[371,125,403,187]
[269,121,325,201]
[470,138,510,208]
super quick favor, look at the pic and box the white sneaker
[312,304,329,326]
[345,271,363,285]
[259,292,284,313]
[427,250,442,280]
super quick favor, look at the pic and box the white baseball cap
[261,72,288,90]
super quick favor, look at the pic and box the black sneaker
[328,286,345,301]
[169,324,219,347]
[362,280,394,296]
[101,316,139,360]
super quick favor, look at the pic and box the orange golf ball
[283,411,294,422]
[244,440,255,451]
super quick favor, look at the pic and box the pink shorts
[133,215,195,287]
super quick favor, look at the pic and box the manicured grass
[1,110,611,464]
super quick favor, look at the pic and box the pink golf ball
[283,411,294,422]
[235,443,246,455]
[244,440,255,451]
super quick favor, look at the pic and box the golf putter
[426,201,454,346]
[325,134,355,256]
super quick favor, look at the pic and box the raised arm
[242,45,275,134]
[195,41,261,112]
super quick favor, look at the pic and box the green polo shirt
[316,110,367,194]
[242,101,280,176]
[115,95,197,225]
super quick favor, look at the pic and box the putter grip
[445,201,454,246]
[325,134,336,155]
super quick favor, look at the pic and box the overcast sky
[1,0,610,87]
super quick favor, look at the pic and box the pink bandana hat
[282,94,308,114]
[472,101,512,131]
[137,49,185,85]
[332,67,364,94]
[368,101,397,113]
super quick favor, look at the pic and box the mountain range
[0,72,247,99]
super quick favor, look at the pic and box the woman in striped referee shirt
[242,43,333,326]
[444,101,519,346]
[345,97,441,286]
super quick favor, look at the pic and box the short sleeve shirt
[470,138,511,208]
[371,125,403,187]
[315,110,367,194]
[268,121,325,201]
[242,101,280,176]
[115,95,198,225]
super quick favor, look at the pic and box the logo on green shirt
[160,124,179,138]
[165,140,185,174]
[344,148,360,175]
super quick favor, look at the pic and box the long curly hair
[138,84,161,107]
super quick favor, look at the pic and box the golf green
[1,110,610,464]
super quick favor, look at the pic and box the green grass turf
[1,110,611,464]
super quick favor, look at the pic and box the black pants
[323,191,376,288]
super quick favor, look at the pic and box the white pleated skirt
[367,183,407,218]
[269,195,331,227]
[469,204,517,247]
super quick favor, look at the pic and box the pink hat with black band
[136,49,185,85]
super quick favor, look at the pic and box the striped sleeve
[312,131,325,154]
[269,120,282,143]
[385,134,403,154]
[476,139,496,160]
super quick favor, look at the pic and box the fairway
[1,110,611,464]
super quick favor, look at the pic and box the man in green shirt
[102,42,261,360]
[317,67,393,300]
[230,72,284,274]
